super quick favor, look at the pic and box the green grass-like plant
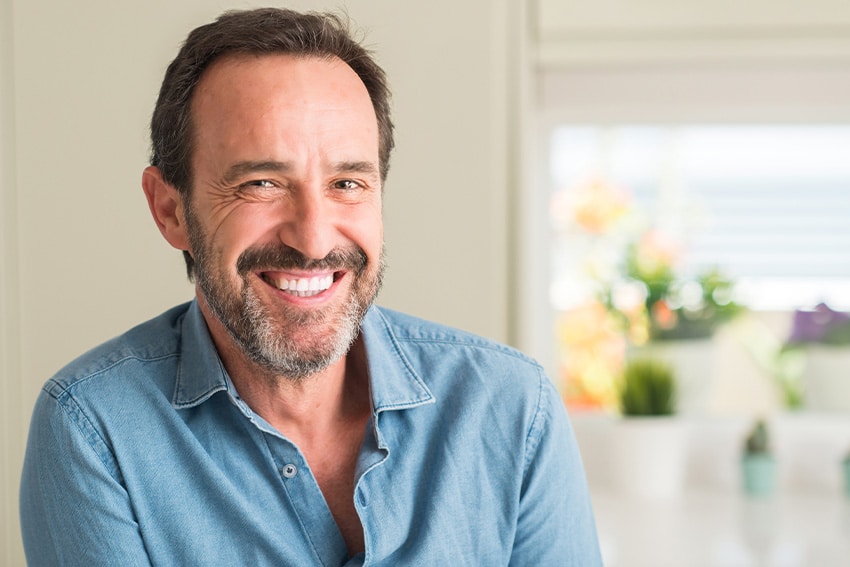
[744,419,771,455]
[619,357,676,416]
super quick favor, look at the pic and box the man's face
[184,54,384,379]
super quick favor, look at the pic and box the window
[522,59,850,409]
[549,124,850,313]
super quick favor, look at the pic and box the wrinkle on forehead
[190,54,379,176]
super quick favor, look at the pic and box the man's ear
[141,166,191,251]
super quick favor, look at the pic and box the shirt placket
[264,432,350,566]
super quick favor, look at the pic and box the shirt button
[282,464,298,478]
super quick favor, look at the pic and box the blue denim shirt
[21,301,601,566]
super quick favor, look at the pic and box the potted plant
[609,357,688,499]
[606,232,744,414]
[619,357,676,416]
[843,449,850,498]
[784,303,850,412]
[741,419,776,497]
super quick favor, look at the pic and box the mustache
[236,244,368,275]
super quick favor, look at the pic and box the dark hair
[150,7,394,192]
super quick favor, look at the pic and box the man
[20,8,601,565]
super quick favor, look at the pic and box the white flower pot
[804,346,850,412]
[608,416,689,499]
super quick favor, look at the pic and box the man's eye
[244,179,276,189]
[235,179,284,200]
[333,179,361,191]
[237,179,282,196]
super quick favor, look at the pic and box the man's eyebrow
[221,160,292,184]
[332,160,380,177]
[220,160,380,184]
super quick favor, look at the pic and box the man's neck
[196,295,372,441]
[226,339,371,441]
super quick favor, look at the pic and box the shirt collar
[171,301,435,412]
[172,301,229,409]
[360,306,435,413]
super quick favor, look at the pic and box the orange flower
[635,230,680,277]
[563,178,630,234]
[651,300,678,330]
[557,300,626,410]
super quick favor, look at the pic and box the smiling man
[20,8,601,566]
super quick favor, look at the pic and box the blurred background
[3,1,850,565]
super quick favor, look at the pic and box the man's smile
[260,271,340,297]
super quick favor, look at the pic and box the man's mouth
[260,272,337,297]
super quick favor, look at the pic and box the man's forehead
[195,52,360,96]
[185,51,380,178]
[189,52,376,132]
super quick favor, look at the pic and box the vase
[608,416,689,499]
[804,345,850,412]
[741,454,776,497]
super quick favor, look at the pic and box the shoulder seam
[396,336,542,368]
[49,389,125,483]
[522,368,551,476]
[44,352,179,400]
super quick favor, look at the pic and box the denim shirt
[20,301,601,566]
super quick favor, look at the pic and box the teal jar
[742,454,776,497]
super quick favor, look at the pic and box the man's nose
[277,191,337,261]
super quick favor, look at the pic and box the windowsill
[572,411,850,566]
[592,488,850,567]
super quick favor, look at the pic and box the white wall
[1,1,523,561]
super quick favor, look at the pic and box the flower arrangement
[552,177,743,409]
[601,230,743,344]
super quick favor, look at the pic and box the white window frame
[519,61,850,378]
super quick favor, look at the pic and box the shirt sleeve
[508,373,603,566]
[20,388,153,567]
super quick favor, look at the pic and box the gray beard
[220,275,367,380]
[184,206,383,381]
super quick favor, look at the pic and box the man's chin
[239,305,360,375]
[247,333,354,380]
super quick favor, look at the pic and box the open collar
[171,301,435,413]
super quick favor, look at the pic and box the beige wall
[1,1,521,562]
[1,0,22,561]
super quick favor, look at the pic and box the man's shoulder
[368,306,562,448]
[370,305,543,374]
[373,305,539,362]
[44,302,192,398]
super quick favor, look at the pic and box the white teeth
[270,274,334,296]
